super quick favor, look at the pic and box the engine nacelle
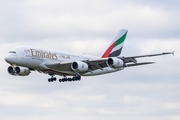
[107,57,124,68]
[8,66,15,75]
[71,61,88,72]
[7,66,30,76]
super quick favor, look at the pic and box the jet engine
[71,61,88,72]
[7,66,30,76]
[107,57,124,68]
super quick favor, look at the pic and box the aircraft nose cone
[5,55,11,63]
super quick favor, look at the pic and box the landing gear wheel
[48,76,56,82]
[77,75,81,80]
[58,75,81,83]
[53,77,56,81]
[67,78,72,81]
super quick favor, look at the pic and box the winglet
[172,50,175,56]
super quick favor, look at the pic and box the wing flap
[45,61,72,71]
[43,58,109,75]
[84,58,108,70]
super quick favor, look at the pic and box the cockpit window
[9,51,16,54]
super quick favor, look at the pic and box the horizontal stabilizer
[124,62,155,67]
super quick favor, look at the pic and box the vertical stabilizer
[102,29,128,58]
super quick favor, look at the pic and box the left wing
[120,51,174,64]
[43,58,109,75]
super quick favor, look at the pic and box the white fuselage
[5,46,122,76]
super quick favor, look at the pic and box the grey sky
[0,0,180,120]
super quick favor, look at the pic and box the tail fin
[101,29,128,58]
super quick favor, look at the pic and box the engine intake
[7,66,30,76]
[71,61,88,72]
[8,66,15,75]
[107,57,124,68]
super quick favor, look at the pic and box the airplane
[4,29,174,82]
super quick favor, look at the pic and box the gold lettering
[46,53,50,59]
[41,51,45,58]
[52,53,58,60]
[36,50,42,58]
[30,49,36,57]
[49,52,52,59]
[29,49,58,60]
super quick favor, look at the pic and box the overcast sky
[0,0,180,120]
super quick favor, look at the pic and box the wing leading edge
[120,51,174,64]
[40,51,174,76]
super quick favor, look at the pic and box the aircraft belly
[83,67,122,76]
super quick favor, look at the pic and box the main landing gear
[59,75,81,82]
[48,76,56,82]
[48,75,81,83]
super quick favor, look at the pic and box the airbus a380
[5,29,174,82]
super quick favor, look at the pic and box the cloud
[0,0,180,120]
[0,0,180,42]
